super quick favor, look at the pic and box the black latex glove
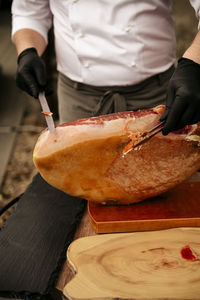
[160,57,200,135]
[16,47,51,99]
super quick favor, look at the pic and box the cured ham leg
[33,105,200,205]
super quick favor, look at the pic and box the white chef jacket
[11,0,200,86]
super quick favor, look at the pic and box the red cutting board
[88,180,200,233]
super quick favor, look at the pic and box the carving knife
[122,121,165,156]
[38,92,55,133]
[131,121,165,149]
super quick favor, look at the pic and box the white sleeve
[189,0,200,21]
[11,0,53,43]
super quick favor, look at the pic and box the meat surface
[33,105,200,205]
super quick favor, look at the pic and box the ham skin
[33,105,200,205]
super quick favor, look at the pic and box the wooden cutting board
[88,180,200,233]
[63,227,200,300]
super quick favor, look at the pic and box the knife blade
[130,126,163,149]
[38,92,55,133]
[130,121,165,149]
[122,121,165,156]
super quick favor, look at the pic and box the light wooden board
[64,227,200,300]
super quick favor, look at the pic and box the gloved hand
[160,57,200,135]
[16,47,51,99]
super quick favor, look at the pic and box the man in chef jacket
[11,0,200,135]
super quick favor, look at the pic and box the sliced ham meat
[33,105,200,205]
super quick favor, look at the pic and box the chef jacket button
[78,33,84,38]
[73,0,77,2]
[131,61,136,67]
[84,63,90,68]
[125,26,131,32]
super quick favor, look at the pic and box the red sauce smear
[181,245,198,261]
